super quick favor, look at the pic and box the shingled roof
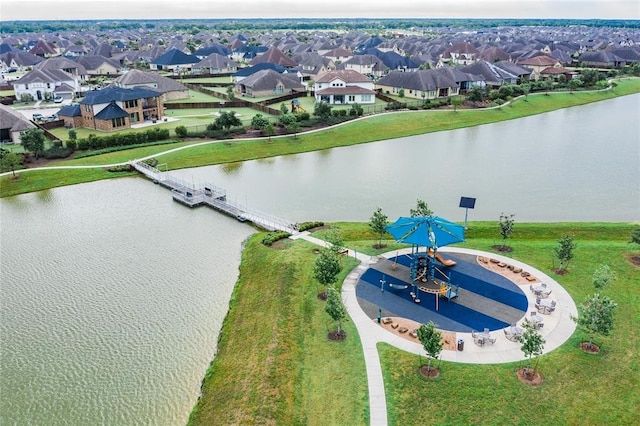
[94,101,128,120]
[249,46,297,68]
[238,68,304,92]
[150,48,199,66]
[376,69,457,91]
[80,86,161,105]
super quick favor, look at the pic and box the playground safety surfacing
[355,250,530,334]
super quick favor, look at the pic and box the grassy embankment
[188,222,639,425]
[2,78,638,198]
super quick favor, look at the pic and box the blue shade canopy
[385,216,465,248]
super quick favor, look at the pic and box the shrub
[107,164,132,173]
[261,231,291,246]
[296,111,310,121]
[66,140,77,151]
[297,221,324,232]
[175,125,188,138]
[40,146,74,159]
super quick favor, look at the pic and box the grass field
[187,222,639,425]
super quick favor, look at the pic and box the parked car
[54,96,63,103]
[32,113,44,122]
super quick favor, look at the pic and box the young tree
[312,247,341,298]
[369,207,388,249]
[215,111,242,130]
[410,199,433,217]
[520,321,545,378]
[592,264,617,291]
[417,321,443,374]
[554,234,577,273]
[263,123,275,142]
[0,151,22,177]
[226,85,235,100]
[20,128,46,159]
[286,120,302,139]
[467,85,485,102]
[313,102,332,122]
[571,293,618,350]
[521,83,531,101]
[280,102,289,115]
[628,227,640,245]
[450,95,463,112]
[251,113,270,131]
[325,285,347,337]
[324,229,345,256]
[498,212,515,250]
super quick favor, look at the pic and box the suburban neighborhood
[1,19,639,144]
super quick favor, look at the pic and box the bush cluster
[297,221,324,232]
[76,128,170,151]
[261,231,291,246]
[106,164,132,173]
[40,145,74,159]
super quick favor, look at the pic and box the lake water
[1,94,638,425]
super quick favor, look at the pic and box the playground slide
[428,249,457,267]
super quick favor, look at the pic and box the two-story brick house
[70,86,164,132]
[313,69,376,104]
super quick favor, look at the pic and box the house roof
[81,86,161,105]
[249,46,297,68]
[459,60,518,84]
[316,86,375,96]
[94,101,128,120]
[75,55,121,71]
[493,60,533,77]
[17,68,74,84]
[316,69,371,84]
[194,43,231,58]
[517,55,559,67]
[0,50,43,67]
[113,69,188,93]
[58,104,82,117]
[193,53,237,69]
[237,68,304,92]
[35,56,88,75]
[578,50,625,63]
[150,48,199,66]
[0,104,36,133]
[376,69,457,91]
[234,62,286,77]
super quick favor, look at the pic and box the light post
[380,274,386,292]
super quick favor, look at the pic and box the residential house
[249,46,297,68]
[13,68,77,101]
[458,60,519,87]
[70,86,164,131]
[149,48,199,72]
[493,61,534,82]
[57,104,83,129]
[235,68,305,97]
[375,69,459,99]
[321,47,353,64]
[440,42,480,66]
[0,50,43,72]
[194,43,231,59]
[112,69,189,100]
[75,55,121,75]
[34,56,87,81]
[578,51,626,68]
[0,103,36,144]
[29,39,60,58]
[192,53,238,75]
[313,69,376,104]
[516,55,561,80]
[338,54,388,79]
[232,62,286,83]
[291,52,335,83]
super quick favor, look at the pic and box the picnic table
[504,324,523,342]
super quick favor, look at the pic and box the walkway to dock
[130,160,299,234]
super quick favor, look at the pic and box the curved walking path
[291,232,578,426]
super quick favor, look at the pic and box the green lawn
[188,236,368,425]
[188,222,640,425]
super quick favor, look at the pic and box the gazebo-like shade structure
[385,216,466,310]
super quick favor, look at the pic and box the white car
[54,96,64,103]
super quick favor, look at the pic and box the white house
[313,69,376,105]
[13,68,79,101]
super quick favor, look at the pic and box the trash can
[457,339,464,351]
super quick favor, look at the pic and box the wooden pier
[130,160,299,234]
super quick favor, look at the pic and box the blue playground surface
[356,252,529,333]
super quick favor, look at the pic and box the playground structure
[406,246,459,310]
[291,98,307,113]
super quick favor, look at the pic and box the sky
[1,0,639,21]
